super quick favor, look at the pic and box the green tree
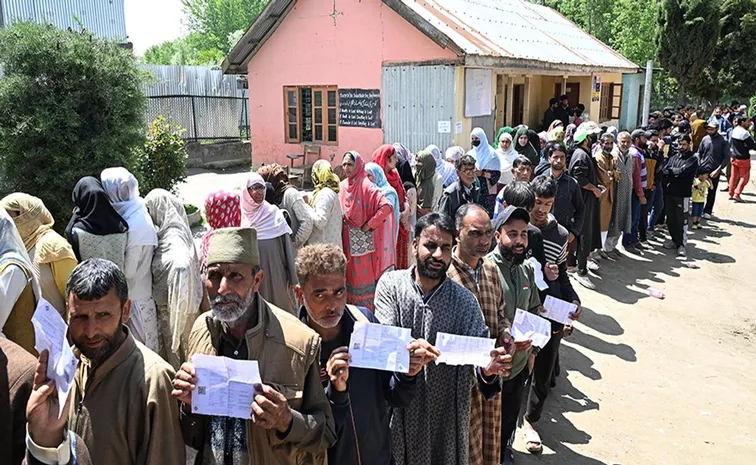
[657,0,721,100]
[134,117,188,194]
[143,33,225,66]
[0,22,146,228]
[555,0,615,45]
[610,0,659,65]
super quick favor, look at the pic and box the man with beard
[554,94,571,127]
[374,212,512,465]
[595,132,620,253]
[295,243,436,465]
[604,132,634,259]
[447,204,518,465]
[173,227,335,465]
[543,142,584,247]
[568,125,603,289]
[699,119,729,218]
[64,259,185,464]
[543,98,559,130]
[624,130,648,252]
[486,206,544,465]
[662,135,699,256]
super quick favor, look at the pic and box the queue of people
[0,103,752,465]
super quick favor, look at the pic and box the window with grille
[283,86,338,145]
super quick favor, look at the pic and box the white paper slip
[511,309,552,349]
[435,332,495,368]
[349,321,412,373]
[191,354,262,419]
[31,298,78,418]
[527,257,550,291]
[542,295,577,325]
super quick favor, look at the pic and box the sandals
[524,428,543,454]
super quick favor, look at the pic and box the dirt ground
[512,170,756,464]
[178,166,756,465]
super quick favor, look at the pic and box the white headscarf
[494,132,518,185]
[100,167,158,248]
[0,209,41,300]
[427,144,458,186]
[468,127,501,171]
[240,173,292,240]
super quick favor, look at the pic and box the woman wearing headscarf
[394,144,418,267]
[65,176,129,269]
[493,126,514,149]
[0,209,41,355]
[1,193,77,317]
[365,162,399,239]
[494,131,519,186]
[145,189,203,369]
[445,146,466,164]
[307,159,343,249]
[374,144,409,269]
[393,143,416,187]
[241,172,297,313]
[415,149,443,217]
[427,144,458,187]
[339,151,394,310]
[549,125,565,143]
[547,119,564,135]
[564,123,577,146]
[257,163,314,249]
[100,167,160,352]
[513,126,541,168]
[201,190,241,266]
[468,127,501,216]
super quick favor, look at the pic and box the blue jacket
[298,305,417,465]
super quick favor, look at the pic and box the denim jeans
[639,188,655,242]
[648,183,664,229]
[623,194,642,246]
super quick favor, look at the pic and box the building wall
[621,73,646,131]
[246,0,457,166]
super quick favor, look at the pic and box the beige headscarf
[0,193,76,264]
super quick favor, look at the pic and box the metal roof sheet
[395,0,638,72]
[0,0,127,41]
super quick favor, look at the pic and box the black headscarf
[65,176,128,239]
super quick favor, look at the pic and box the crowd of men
[1,100,753,465]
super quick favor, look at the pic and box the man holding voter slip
[374,212,513,465]
[173,227,336,464]
[487,206,551,464]
[295,243,437,465]
[447,203,516,465]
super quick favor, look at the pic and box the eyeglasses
[249,184,266,192]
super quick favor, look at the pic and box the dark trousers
[623,194,642,246]
[648,183,665,228]
[525,330,563,423]
[576,232,591,275]
[665,195,685,247]
[639,188,655,242]
[500,368,528,458]
[704,175,720,215]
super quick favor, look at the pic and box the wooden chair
[287,144,320,189]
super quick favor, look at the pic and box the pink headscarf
[201,190,241,265]
[240,173,291,240]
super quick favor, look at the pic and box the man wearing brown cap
[173,227,336,464]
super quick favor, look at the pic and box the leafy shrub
[0,22,147,229]
[134,116,188,194]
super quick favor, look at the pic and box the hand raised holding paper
[171,362,197,407]
[26,350,72,448]
[406,338,440,377]
[327,347,351,392]
[251,383,294,433]
[481,347,513,378]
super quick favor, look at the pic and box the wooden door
[513,84,525,126]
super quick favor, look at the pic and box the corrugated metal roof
[0,0,127,41]
[392,0,638,72]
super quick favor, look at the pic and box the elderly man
[595,132,620,253]
[295,243,435,465]
[65,258,184,464]
[374,212,512,465]
[604,131,634,258]
[439,154,480,220]
[448,204,515,465]
[173,227,335,464]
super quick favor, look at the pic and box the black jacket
[438,181,480,220]
[730,127,756,160]
[662,150,699,198]
[697,134,728,173]
[299,305,417,465]
[543,171,585,237]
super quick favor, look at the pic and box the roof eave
[222,0,296,75]
[381,0,465,57]
[464,55,639,75]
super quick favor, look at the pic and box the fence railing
[145,94,250,141]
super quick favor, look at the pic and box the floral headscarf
[310,160,340,207]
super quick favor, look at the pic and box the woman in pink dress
[339,151,394,310]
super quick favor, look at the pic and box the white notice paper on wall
[455,121,463,134]
[511,309,552,349]
[435,332,495,368]
[32,298,79,418]
[349,321,413,373]
[465,68,493,118]
[542,295,577,326]
[437,120,451,134]
[192,354,262,419]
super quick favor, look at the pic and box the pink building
[224,0,639,170]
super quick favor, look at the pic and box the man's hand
[252,384,293,433]
[326,347,350,392]
[568,233,576,244]
[172,362,197,406]
[27,350,71,448]
[481,347,513,378]
[527,353,536,375]
[499,330,516,356]
[640,196,647,205]
[406,339,440,377]
[544,263,559,281]
[570,300,583,321]
[514,338,533,353]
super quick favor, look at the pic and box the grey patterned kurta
[608,149,634,236]
[374,267,495,465]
